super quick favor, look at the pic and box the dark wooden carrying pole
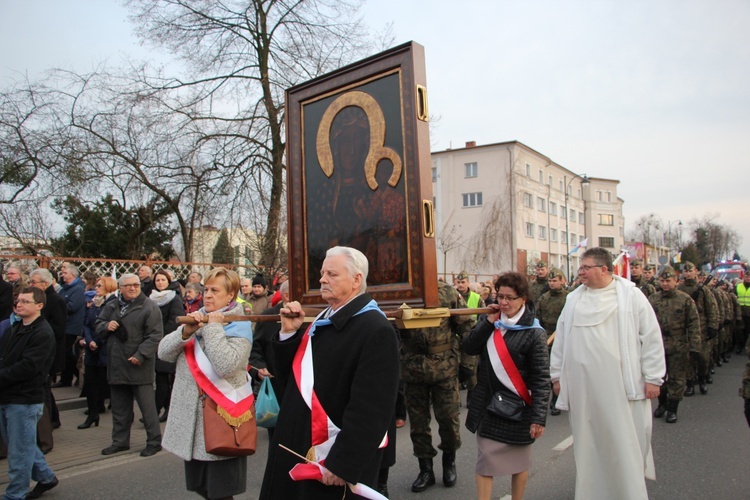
[176,307,495,325]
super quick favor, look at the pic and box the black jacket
[155,294,184,373]
[249,302,283,397]
[463,305,550,445]
[43,286,68,374]
[0,278,12,321]
[0,315,56,405]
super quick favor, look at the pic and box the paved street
[2,356,748,499]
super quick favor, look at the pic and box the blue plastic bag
[256,377,279,429]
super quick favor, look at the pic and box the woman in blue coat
[78,276,118,429]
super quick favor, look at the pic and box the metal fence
[0,254,269,283]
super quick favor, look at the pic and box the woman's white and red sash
[486,307,541,406]
[288,302,388,480]
[184,338,255,423]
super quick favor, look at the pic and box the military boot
[684,380,695,397]
[665,400,679,423]
[706,373,714,384]
[653,393,668,418]
[411,458,436,493]
[699,377,708,394]
[442,451,457,487]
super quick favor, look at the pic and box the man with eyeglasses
[550,247,665,499]
[95,274,163,458]
[0,287,59,499]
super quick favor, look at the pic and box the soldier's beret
[630,259,643,267]
[548,268,565,280]
[658,266,676,279]
[683,261,696,271]
[536,261,548,269]
[456,270,470,281]
[643,263,655,271]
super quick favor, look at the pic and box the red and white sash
[184,338,255,423]
[486,327,532,406]
[290,310,388,465]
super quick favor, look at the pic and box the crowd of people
[1,247,749,500]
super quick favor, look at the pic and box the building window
[570,208,576,221]
[550,228,558,241]
[523,192,533,208]
[431,167,437,182]
[538,170,544,183]
[465,162,477,178]
[607,191,612,202]
[579,212,585,224]
[571,233,577,245]
[462,192,483,207]
[549,202,557,216]
[525,222,535,237]
[598,214,614,226]
[597,190,603,201]
[526,163,531,177]
[559,180,563,191]
[538,225,547,240]
[548,175,553,186]
[580,235,586,243]
[561,230,567,243]
[537,197,546,212]
[561,206,567,219]
[599,236,615,248]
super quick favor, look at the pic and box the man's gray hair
[61,262,80,278]
[118,273,139,286]
[138,265,153,276]
[185,282,203,294]
[30,268,55,284]
[581,247,614,273]
[279,280,289,294]
[326,246,369,293]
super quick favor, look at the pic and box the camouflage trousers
[687,337,710,380]
[459,353,478,391]
[404,376,461,458]
[662,347,689,401]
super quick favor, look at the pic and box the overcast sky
[2,0,748,258]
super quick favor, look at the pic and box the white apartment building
[431,140,624,280]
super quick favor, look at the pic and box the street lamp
[564,173,590,282]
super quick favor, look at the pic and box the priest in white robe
[550,247,666,500]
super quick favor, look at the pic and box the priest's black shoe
[653,394,668,418]
[442,451,457,487]
[411,458,436,492]
[27,476,58,499]
[665,400,679,423]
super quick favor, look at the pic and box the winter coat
[60,277,86,336]
[95,293,163,385]
[0,315,56,405]
[158,302,252,461]
[82,295,115,367]
[153,292,185,374]
[463,305,550,445]
[43,286,68,374]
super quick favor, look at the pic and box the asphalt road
[29,354,750,499]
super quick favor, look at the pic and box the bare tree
[463,194,513,273]
[436,210,464,276]
[688,214,742,265]
[125,0,391,268]
[630,213,664,247]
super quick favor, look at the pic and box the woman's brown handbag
[200,389,257,456]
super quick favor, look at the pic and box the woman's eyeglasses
[496,295,521,302]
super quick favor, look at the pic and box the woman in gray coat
[158,268,253,500]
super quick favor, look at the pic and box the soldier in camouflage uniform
[649,266,700,423]
[535,268,568,415]
[722,280,742,362]
[643,263,658,290]
[700,271,723,383]
[677,262,719,396]
[400,280,474,492]
[711,280,732,369]
[529,261,550,303]
[630,259,656,297]
[455,271,483,402]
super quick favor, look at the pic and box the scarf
[149,289,176,307]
